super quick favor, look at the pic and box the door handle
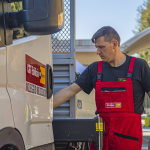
[46,64,53,99]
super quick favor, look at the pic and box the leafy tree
[138,49,150,65]
[134,0,150,66]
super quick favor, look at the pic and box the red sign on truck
[26,54,46,97]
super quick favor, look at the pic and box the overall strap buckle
[97,72,102,80]
[127,71,133,78]
[97,61,103,81]
[127,57,136,81]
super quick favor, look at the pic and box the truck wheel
[1,144,19,150]
[0,128,25,150]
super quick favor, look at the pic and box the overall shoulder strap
[127,57,136,81]
[97,61,103,81]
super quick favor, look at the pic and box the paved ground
[142,127,150,150]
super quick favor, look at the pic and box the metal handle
[96,114,103,150]
[46,64,53,99]
[97,114,100,150]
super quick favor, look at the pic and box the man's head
[91,26,121,63]
[92,26,120,46]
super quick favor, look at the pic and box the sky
[75,0,145,44]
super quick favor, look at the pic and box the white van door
[6,35,54,149]
[0,46,14,130]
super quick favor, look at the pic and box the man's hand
[148,139,150,150]
[53,83,82,108]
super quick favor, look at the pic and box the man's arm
[53,83,82,108]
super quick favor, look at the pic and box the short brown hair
[91,26,120,46]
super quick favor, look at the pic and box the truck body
[52,0,96,120]
[0,33,99,150]
[0,0,62,149]
[0,34,54,149]
[0,0,102,150]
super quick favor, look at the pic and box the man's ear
[112,39,118,49]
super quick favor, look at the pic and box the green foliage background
[134,0,150,66]
[11,2,25,39]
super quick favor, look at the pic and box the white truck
[0,0,103,150]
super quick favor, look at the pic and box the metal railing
[76,39,95,46]
[52,0,71,54]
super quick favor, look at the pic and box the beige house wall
[75,52,101,66]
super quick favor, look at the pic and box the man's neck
[109,51,126,67]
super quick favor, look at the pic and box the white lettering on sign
[105,102,121,108]
[26,82,36,94]
[37,86,46,97]
[27,64,39,78]
[27,64,32,74]
[32,66,39,78]
[26,81,46,97]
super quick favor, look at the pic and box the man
[53,26,150,150]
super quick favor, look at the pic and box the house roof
[75,27,150,54]
[121,27,150,55]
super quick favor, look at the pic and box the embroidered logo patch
[118,78,126,81]
[105,102,121,108]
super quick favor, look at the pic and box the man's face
[95,36,115,63]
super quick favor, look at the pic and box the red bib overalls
[92,57,143,150]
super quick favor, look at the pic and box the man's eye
[99,46,104,48]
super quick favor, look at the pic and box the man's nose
[96,48,102,55]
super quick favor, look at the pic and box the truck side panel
[76,90,96,119]
[0,46,14,129]
[6,35,54,149]
[52,0,77,119]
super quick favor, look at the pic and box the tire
[0,128,25,150]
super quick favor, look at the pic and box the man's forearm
[53,83,82,108]
[53,86,71,108]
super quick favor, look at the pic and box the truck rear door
[3,1,54,149]
[6,35,54,148]
[0,0,14,130]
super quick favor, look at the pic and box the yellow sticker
[116,103,121,107]
[58,12,64,27]
[96,123,103,131]
[118,78,126,81]
[40,66,45,85]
